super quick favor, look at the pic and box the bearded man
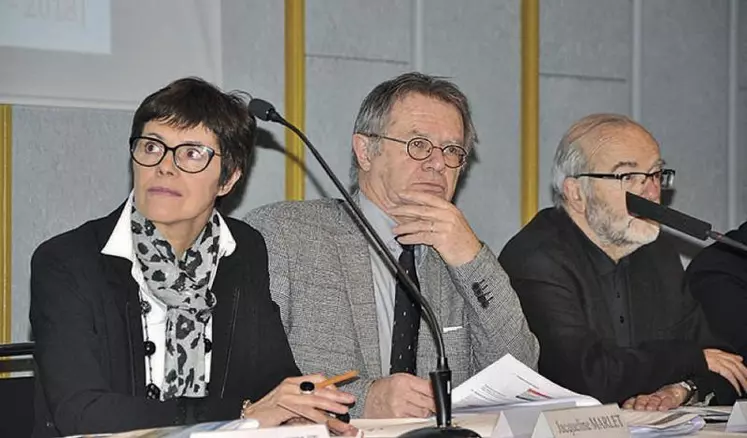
[499,113,747,410]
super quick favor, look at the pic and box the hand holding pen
[241,371,359,430]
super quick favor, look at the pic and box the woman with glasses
[30,78,354,437]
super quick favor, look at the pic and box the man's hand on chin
[390,190,481,266]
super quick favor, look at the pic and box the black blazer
[687,221,747,359]
[30,205,300,437]
[499,208,735,404]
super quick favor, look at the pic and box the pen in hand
[317,370,359,389]
[315,370,358,423]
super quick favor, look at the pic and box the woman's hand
[242,375,356,428]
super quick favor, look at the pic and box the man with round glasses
[500,113,747,411]
[246,72,538,419]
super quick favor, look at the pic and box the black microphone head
[248,98,279,122]
[625,192,712,240]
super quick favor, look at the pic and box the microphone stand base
[398,426,481,438]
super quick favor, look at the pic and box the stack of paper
[452,354,600,413]
[622,410,705,436]
[675,405,731,423]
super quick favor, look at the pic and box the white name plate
[191,423,331,438]
[492,401,577,438]
[531,404,629,438]
[726,400,747,433]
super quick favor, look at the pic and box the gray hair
[551,113,647,207]
[349,72,478,189]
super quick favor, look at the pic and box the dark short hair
[350,72,478,185]
[130,77,256,186]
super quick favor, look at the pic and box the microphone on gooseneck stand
[625,192,747,253]
[249,98,478,438]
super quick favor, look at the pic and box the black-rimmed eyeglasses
[573,168,676,190]
[129,136,221,174]
[360,133,468,168]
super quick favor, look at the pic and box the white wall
[11,106,133,340]
[221,0,287,217]
[304,0,411,202]
[640,0,731,231]
[539,0,632,208]
[9,0,745,341]
[738,0,747,222]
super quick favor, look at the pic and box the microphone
[626,192,747,253]
[250,98,477,438]
[248,99,282,123]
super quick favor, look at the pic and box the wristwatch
[677,379,698,404]
[239,399,253,419]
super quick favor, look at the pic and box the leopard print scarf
[131,206,220,399]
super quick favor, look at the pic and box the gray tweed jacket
[245,199,538,417]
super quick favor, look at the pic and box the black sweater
[31,206,300,437]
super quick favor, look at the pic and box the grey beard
[585,193,658,257]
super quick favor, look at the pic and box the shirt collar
[358,192,402,254]
[101,191,237,261]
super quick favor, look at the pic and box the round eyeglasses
[573,168,676,191]
[129,136,221,174]
[360,133,468,168]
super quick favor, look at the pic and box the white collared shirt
[101,192,236,395]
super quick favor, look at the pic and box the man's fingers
[396,401,431,418]
[389,204,441,221]
[622,398,635,409]
[405,406,432,418]
[719,361,746,395]
[632,396,650,410]
[713,365,742,395]
[378,375,435,418]
[734,367,747,395]
[394,220,436,237]
[396,232,433,247]
[624,386,682,413]
[725,358,747,391]
[365,374,438,418]
[704,348,744,395]
[644,395,664,411]
[389,374,433,397]
[404,389,435,413]
[629,395,660,411]
[633,400,646,410]
[650,395,673,411]
[710,354,746,394]
[407,376,434,398]
[398,190,451,208]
